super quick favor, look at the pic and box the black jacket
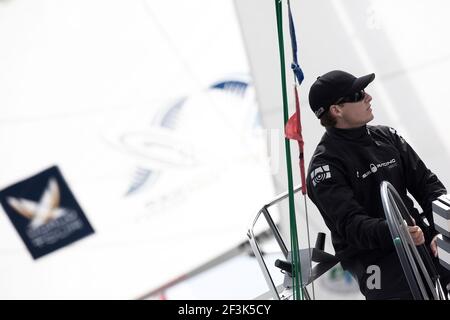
[307,125,446,297]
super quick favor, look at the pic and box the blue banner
[0,166,94,259]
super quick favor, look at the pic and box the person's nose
[365,92,372,102]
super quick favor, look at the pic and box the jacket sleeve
[307,161,393,251]
[388,127,447,239]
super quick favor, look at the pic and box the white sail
[0,0,277,299]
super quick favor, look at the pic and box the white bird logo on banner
[6,178,68,229]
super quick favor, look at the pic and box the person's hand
[408,225,425,246]
[430,235,439,257]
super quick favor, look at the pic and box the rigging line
[140,0,254,144]
[275,0,302,300]
[140,0,200,89]
[287,0,314,299]
[292,83,315,299]
[292,81,314,299]
[303,190,314,298]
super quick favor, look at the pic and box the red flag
[285,111,303,145]
[284,86,307,195]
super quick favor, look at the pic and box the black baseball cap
[308,70,375,119]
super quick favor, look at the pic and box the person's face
[333,91,373,128]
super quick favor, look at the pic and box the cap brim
[350,73,375,93]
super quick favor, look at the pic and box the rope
[286,0,314,299]
[288,0,316,300]
[286,0,316,300]
[274,0,303,300]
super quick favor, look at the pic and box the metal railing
[247,185,338,300]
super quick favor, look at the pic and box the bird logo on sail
[7,178,69,229]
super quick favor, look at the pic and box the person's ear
[329,104,343,118]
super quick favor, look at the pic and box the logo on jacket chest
[356,158,397,179]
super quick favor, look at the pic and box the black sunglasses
[335,89,366,104]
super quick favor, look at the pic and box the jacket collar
[326,125,373,145]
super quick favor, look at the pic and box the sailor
[306,70,450,299]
